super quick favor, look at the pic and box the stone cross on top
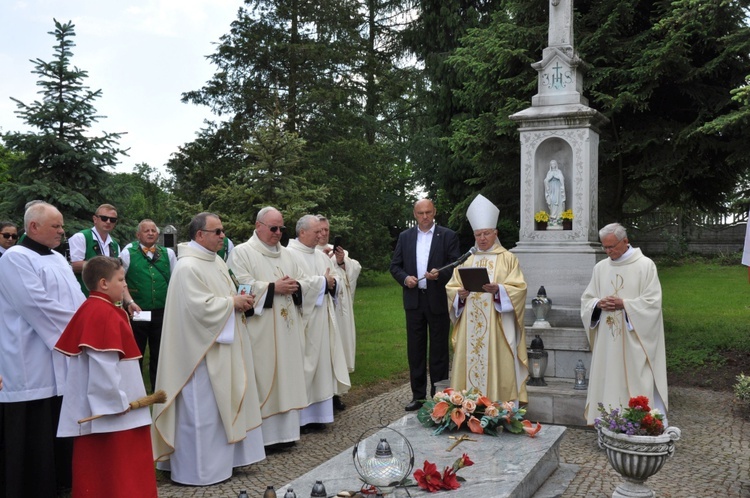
[531,0,585,106]
[548,0,573,49]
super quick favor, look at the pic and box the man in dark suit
[390,199,461,411]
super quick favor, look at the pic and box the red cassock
[56,292,157,498]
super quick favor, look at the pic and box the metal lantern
[574,359,588,390]
[527,335,549,386]
[531,286,552,328]
[353,427,414,495]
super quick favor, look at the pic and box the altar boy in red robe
[55,256,157,498]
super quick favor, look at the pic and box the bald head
[24,203,65,249]
[413,199,436,232]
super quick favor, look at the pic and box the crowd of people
[0,202,361,496]
[0,196,667,497]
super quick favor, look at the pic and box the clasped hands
[233,292,255,313]
[598,296,623,312]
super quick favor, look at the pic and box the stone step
[524,326,592,380]
[279,412,567,497]
[526,378,588,427]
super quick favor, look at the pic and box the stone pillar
[510,106,608,314]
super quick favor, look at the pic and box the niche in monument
[536,138,572,230]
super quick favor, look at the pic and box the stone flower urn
[597,426,681,498]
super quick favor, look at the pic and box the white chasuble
[581,248,668,425]
[227,233,309,444]
[446,243,528,403]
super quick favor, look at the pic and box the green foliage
[202,121,328,242]
[102,163,181,243]
[440,0,750,226]
[0,19,126,226]
[169,0,419,270]
[734,374,750,403]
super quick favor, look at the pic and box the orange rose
[451,408,466,428]
[467,416,484,434]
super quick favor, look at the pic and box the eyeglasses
[199,228,225,236]
[259,221,286,233]
[601,239,625,251]
[96,215,118,223]
[0,233,18,240]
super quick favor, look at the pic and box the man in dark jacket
[390,199,460,411]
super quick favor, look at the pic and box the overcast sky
[0,0,242,175]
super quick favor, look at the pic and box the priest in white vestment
[227,206,309,447]
[446,194,529,404]
[152,213,264,485]
[288,215,350,429]
[316,215,361,375]
[581,222,669,425]
[0,202,85,497]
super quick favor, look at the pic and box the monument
[510,0,608,424]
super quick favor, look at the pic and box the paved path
[156,386,750,497]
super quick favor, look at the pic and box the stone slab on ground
[278,413,566,498]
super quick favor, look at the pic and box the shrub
[734,374,750,402]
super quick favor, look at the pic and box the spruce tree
[1,19,126,226]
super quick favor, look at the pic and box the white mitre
[466,194,499,231]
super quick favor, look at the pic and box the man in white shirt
[68,203,121,296]
[0,202,86,497]
[120,219,177,391]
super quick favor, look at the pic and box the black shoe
[405,400,423,412]
[264,441,296,452]
[333,395,346,411]
[301,423,327,434]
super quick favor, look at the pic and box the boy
[55,256,157,497]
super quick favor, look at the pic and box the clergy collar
[289,238,315,254]
[187,239,216,255]
[251,231,280,254]
[611,245,635,262]
[20,235,54,256]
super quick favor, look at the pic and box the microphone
[453,247,477,267]
[417,247,477,281]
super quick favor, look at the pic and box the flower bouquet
[534,211,549,223]
[594,395,665,436]
[561,209,574,221]
[417,387,541,437]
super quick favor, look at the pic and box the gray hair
[188,212,219,240]
[315,214,328,223]
[599,223,628,241]
[137,219,160,234]
[24,202,55,232]
[256,206,279,223]
[24,200,44,210]
[296,214,318,236]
